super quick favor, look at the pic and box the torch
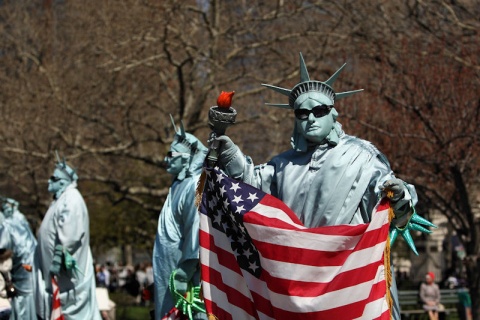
[207,91,237,167]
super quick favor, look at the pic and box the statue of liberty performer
[34,154,101,319]
[213,53,435,319]
[0,197,37,319]
[153,116,208,320]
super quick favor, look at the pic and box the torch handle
[206,131,222,167]
[207,105,236,167]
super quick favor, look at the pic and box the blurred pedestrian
[152,118,207,319]
[420,272,441,320]
[457,279,472,320]
[0,198,37,319]
[34,155,101,319]
[0,248,13,320]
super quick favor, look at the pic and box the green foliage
[110,292,152,320]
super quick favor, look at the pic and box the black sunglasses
[166,151,190,158]
[49,176,62,182]
[294,105,333,120]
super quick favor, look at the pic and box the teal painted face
[164,144,190,176]
[2,202,13,218]
[47,168,70,195]
[294,93,335,144]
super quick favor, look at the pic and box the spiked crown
[170,115,205,155]
[262,53,363,109]
[169,115,207,178]
[54,151,78,182]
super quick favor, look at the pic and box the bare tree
[1,0,479,314]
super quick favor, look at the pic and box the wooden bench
[398,288,464,319]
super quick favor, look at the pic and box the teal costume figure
[34,155,101,319]
[153,118,208,320]
[214,53,435,319]
[0,198,37,319]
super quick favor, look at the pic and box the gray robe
[0,210,37,319]
[34,183,101,320]
[153,174,204,319]
[224,133,417,320]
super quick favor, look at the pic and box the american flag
[51,276,65,320]
[161,308,186,320]
[199,167,392,320]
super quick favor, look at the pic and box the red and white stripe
[161,308,182,320]
[199,169,391,320]
[51,277,65,320]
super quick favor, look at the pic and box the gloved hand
[50,244,64,275]
[173,259,199,296]
[215,136,239,165]
[379,178,405,202]
[208,135,246,179]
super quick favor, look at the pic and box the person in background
[96,265,107,288]
[420,272,441,320]
[0,198,37,319]
[143,262,154,307]
[457,278,472,320]
[0,248,13,320]
[134,263,146,305]
[34,154,101,319]
[152,117,207,319]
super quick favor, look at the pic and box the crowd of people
[94,261,154,306]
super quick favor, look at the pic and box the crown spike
[179,120,186,138]
[264,103,292,109]
[299,52,310,82]
[262,84,291,96]
[325,63,347,87]
[336,89,364,100]
[169,114,178,134]
[55,150,61,163]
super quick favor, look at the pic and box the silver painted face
[295,93,335,144]
[164,143,190,176]
[47,168,68,194]
[2,202,13,218]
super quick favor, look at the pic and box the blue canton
[201,168,263,277]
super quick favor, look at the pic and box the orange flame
[217,91,235,108]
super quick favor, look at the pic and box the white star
[238,224,246,233]
[247,193,259,202]
[235,205,245,214]
[222,222,229,231]
[219,185,227,196]
[230,182,241,193]
[232,248,240,258]
[213,210,222,225]
[238,236,247,246]
[216,173,224,183]
[208,198,216,210]
[232,195,243,204]
[243,248,253,259]
[248,261,259,272]
[223,198,229,209]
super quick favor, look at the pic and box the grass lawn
[109,291,152,320]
